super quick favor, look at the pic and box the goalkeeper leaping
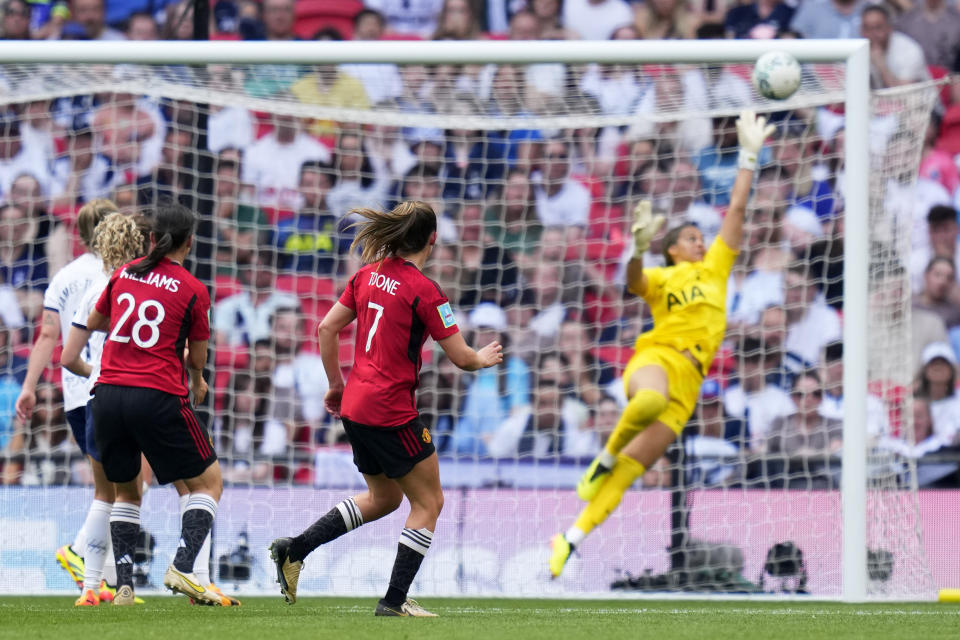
[550,110,774,577]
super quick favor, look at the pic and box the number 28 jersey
[338,257,460,427]
[95,257,211,397]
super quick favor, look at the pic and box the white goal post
[0,38,889,602]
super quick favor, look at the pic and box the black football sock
[383,527,433,607]
[109,502,140,589]
[173,494,217,573]
[289,497,363,562]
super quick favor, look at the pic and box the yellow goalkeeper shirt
[638,235,739,373]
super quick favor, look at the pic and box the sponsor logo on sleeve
[437,302,456,328]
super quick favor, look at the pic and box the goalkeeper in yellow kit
[549,110,775,577]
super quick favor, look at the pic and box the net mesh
[0,59,946,599]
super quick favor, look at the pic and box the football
[752,51,802,100]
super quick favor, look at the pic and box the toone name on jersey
[120,268,180,292]
[369,271,401,296]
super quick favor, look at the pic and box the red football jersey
[95,257,211,397]
[338,257,460,426]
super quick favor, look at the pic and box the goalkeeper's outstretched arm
[721,110,775,250]
[625,200,664,297]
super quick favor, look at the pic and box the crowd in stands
[0,0,959,489]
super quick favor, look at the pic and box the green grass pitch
[0,597,957,640]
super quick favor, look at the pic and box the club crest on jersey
[422,428,431,444]
[437,302,456,328]
[666,285,705,311]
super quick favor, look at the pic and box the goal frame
[0,39,872,602]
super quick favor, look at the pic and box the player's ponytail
[348,200,437,264]
[94,212,144,272]
[126,201,197,277]
[76,199,119,250]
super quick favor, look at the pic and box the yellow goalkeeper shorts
[622,341,703,436]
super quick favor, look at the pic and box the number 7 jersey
[95,257,211,397]
[337,256,460,427]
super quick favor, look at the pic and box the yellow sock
[570,455,646,541]
[604,389,668,456]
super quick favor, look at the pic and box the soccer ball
[752,51,802,101]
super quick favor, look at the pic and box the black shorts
[342,417,435,479]
[66,407,88,456]
[92,384,217,485]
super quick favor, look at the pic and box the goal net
[0,48,947,599]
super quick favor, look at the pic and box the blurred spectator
[442,105,508,202]
[212,156,266,252]
[516,260,567,343]
[126,11,159,40]
[789,0,865,39]
[487,361,592,458]
[783,262,842,371]
[562,0,633,40]
[697,115,771,207]
[528,0,575,39]
[895,0,960,70]
[912,205,960,292]
[8,174,68,275]
[417,353,465,451]
[214,250,298,348]
[49,120,117,210]
[391,163,456,242]
[0,322,23,450]
[327,131,389,218]
[0,113,51,199]
[242,113,330,210]
[216,372,269,482]
[533,138,591,228]
[724,0,794,39]
[634,0,699,39]
[920,113,960,197]
[587,393,620,446]
[269,307,328,450]
[262,0,297,40]
[91,86,161,180]
[685,378,747,486]
[450,303,530,456]
[0,203,47,319]
[433,0,482,39]
[364,0,444,37]
[766,371,842,487]
[914,257,960,329]
[579,63,644,117]
[861,4,930,89]
[817,341,891,438]
[508,8,540,39]
[556,319,616,406]
[161,1,194,40]
[916,342,960,444]
[69,0,125,40]
[485,168,543,258]
[0,279,24,330]
[723,336,795,453]
[1,0,32,40]
[340,10,403,103]
[276,160,348,274]
[290,66,370,138]
[453,200,518,309]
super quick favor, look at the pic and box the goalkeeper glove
[736,109,776,171]
[631,200,665,259]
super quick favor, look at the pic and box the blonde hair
[93,212,144,272]
[77,199,119,249]
[349,201,437,264]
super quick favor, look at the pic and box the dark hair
[823,341,843,363]
[662,223,699,266]
[862,3,892,23]
[353,8,385,28]
[299,159,338,186]
[792,369,821,390]
[313,26,344,40]
[126,201,196,277]
[740,336,764,361]
[927,205,958,227]
[348,201,437,264]
[696,22,726,40]
[925,255,956,276]
[336,132,375,189]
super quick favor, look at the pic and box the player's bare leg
[375,454,442,617]
[576,365,669,500]
[271,473,403,604]
[552,422,676,578]
[162,462,223,606]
